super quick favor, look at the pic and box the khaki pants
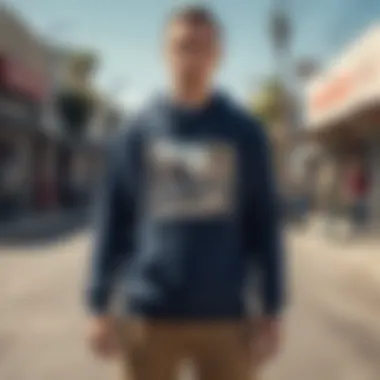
[118,319,256,380]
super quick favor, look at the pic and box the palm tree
[249,76,286,139]
[56,51,100,137]
[249,77,291,187]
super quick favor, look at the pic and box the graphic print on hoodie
[146,139,236,220]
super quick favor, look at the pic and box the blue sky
[8,0,380,110]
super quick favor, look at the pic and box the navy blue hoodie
[86,94,284,319]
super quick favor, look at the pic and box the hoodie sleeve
[244,120,285,317]
[86,128,140,315]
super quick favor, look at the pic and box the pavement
[297,221,380,305]
[1,229,380,380]
[0,207,90,246]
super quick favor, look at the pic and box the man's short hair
[166,5,222,40]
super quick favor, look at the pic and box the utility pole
[269,0,292,130]
[269,0,293,196]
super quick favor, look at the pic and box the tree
[249,77,285,136]
[56,50,100,137]
[56,90,94,136]
[249,77,292,187]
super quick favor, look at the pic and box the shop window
[0,139,23,218]
[56,90,94,137]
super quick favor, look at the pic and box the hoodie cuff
[86,286,110,315]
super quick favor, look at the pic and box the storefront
[305,24,380,226]
[0,53,51,219]
[0,94,37,218]
[0,7,102,223]
[55,136,104,208]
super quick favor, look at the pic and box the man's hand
[250,316,282,366]
[87,315,119,359]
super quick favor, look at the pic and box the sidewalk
[301,214,380,259]
[290,223,380,359]
[306,212,380,243]
[292,221,380,306]
[0,207,90,246]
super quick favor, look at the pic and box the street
[1,230,380,380]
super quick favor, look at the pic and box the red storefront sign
[0,54,47,100]
[310,61,378,116]
[311,72,354,113]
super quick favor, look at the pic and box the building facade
[304,24,380,226]
[0,6,111,222]
[0,6,52,219]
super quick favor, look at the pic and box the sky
[6,0,380,111]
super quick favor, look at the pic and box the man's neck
[172,87,212,109]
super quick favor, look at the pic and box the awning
[305,24,380,131]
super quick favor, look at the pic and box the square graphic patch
[146,139,236,220]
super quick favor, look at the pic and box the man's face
[165,20,220,89]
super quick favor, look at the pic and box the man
[86,5,284,380]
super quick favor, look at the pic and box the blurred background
[1,0,380,379]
